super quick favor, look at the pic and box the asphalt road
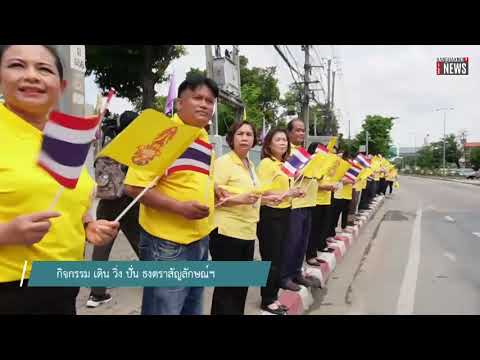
[308,175,480,315]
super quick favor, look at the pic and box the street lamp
[409,131,416,170]
[435,107,454,176]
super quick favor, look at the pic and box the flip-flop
[306,258,322,266]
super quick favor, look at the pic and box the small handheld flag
[327,137,337,152]
[315,143,329,155]
[343,160,363,183]
[165,73,177,116]
[166,138,213,176]
[38,112,101,189]
[281,147,312,177]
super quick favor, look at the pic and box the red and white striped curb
[262,195,385,315]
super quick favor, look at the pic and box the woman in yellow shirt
[331,151,355,237]
[256,128,304,315]
[210,121,262,315]
[0,45,119,314]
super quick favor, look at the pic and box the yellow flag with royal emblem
[98,109,202,176]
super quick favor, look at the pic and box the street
[309,175,480,315]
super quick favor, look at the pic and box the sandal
[275,301,289,312]
[306,258,322,267]
[261,304,286,315]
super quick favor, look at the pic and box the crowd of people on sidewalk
[0,45,398,315]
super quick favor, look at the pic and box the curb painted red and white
[270,194,386,315]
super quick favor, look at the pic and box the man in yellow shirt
[279,119,317,291]
[124,75,222,315]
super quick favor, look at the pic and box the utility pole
[348,118,351,140]
[204,45,216,136]
[435,107,454,176]
[302,45,311,145]
[54,45,86,117]
[331,70,336,109]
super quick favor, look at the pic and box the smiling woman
[0,45,119,315]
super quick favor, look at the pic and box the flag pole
[48,186,65,211]
[114,176,160,222]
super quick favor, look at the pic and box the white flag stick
[114,176,160,222]
[48,187,65,211]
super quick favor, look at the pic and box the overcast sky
[85,45,479,148]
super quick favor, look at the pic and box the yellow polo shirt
[288,144,317,209]
[316,177,334,206]
[214,151,260,240]
[335,183,353,200]
[124,115,214,245]
[0,104,95,283]
[257,157,291,209]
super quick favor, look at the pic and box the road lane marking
[443,252,456,262]
[473,232,480,238]
[396,206,423,315]
[444,216,455,223]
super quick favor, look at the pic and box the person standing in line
[279,119,317,291]
[124,75,226,315]
[0,45,119,314]
[256,128,304,315]
[209,120,268,315]
[305,142,337,266]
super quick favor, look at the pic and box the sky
[85,45,479,148]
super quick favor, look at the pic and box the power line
[273,45,302,77]
[284,45,302,74]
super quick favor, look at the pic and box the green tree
[86,45,186,109]
[428,134,461,168]
[239,56,281,131]
[353,115,395,156]
[416,145,437,169]
[470,148,480,170]
[132,95,166,113]
[279,84,338,136]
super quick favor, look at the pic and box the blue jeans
[138,228,209,315]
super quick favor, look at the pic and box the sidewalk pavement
[77,194,387,315]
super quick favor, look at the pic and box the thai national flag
[281,147,312,177]
[344,160,363,182]
[166,138,213,176]
[315,143,329,155]
[38,112,101,189]
[355,153,371,168]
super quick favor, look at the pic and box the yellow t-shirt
[334,183,353,200]
[214,151,260,240]
[288,144,317,209]
[124,115,214,245]
[316,177,334,206]
[256,157,291,209]
[386,170,397,181]
[0,104,95,283]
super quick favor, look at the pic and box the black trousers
[209,229,255,315]
[306,204,333,259]
[387,180,394,194]
[0,280,79,315]
[378,178,387,195]
[332,198,351,231]
[91,196,140,297]
[280,207,312,284]
[369,181,378,203]
[359,187,369,210]
[257,206,290,307]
